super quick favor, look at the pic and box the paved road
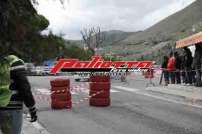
[28,75,202,134]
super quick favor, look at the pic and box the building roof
[176,32,202,48]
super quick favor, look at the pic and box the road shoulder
[146,84,202,106]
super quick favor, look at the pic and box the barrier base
[89,98,110,107]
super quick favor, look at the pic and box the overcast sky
[35,0,196,40]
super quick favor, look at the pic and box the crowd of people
[161,44,202,87]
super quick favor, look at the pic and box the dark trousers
[192,71,196,84]
[185,68,194,84]
[195,69,202,86]
[0,110,23,134]
[163,71,169,84]
[181,71,186,83]
[175,71,181,84]
[169,72,175,84]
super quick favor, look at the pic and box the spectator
[192,44,202,87]
[181,72,186,83]
[174,52,181,84]
[167,52,176,84]
[161,56,169,86]
[0,55,37,134]
[181,52,186,84]
[182,47,194,85]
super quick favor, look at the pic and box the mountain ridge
[120,0,202,45]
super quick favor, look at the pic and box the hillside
[102,0,202,62]
[121,0,202,45]
[100,30,136,46]
[67,30,136,48]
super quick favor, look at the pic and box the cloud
[35,0,196,40]
[141,0,196,29]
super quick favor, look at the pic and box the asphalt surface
[28,74,202,134]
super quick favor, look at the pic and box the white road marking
[36,88,51,95]
[112,86,202,109]
[112,86,140,92]
[111,89,120,93]
[35,87,120,96]
[82,89,120,94]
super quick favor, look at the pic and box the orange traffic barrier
[89,82,111,91]
[90,91,110,98]
[50,79,70,87]
[90,75,110,82]
[50,79,72,109]
[89,75,111,107]
[89,98,111,107]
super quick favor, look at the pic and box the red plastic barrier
[51,87,70,93]
[89,98,110,107]
[90,75,110,82]
[90,91,110,98]
[50,79,72,109]
[89,82,111,91]
[50,79,70,87]
[51,93,71,101]
[89,75,111,107]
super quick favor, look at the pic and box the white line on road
[112,86,202,109]
[82,89,120,93]
[35,87,120,95]
[111,89,120,93]
[36,88,51,95]
[112,86,140,92]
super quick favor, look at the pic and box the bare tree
[94,27,105,48]
[80,28,93,49]
[80,27,105,54]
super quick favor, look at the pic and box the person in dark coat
[161,56,169,86]
[0,55,37,134]
[181,56,186,84]
[182,47,194,85]
[174,52,181,84]
[192,43,202,87]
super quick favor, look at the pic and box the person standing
[192,44,202,87]
[161,56,169,86]
[0,55,37,134]
[183,47,194,85]
[167,52,176,84]
[181,60,186,84]
[174,52,181,84]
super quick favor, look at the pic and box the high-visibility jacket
[0,55,36,110]
[0,56,12,107]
